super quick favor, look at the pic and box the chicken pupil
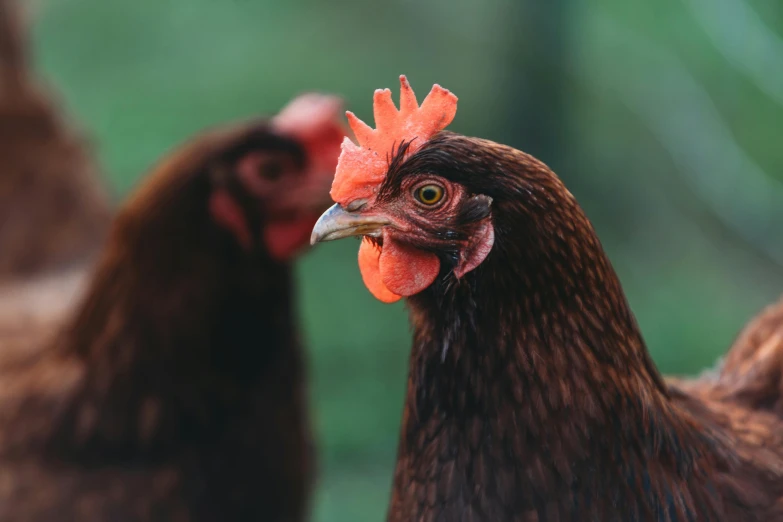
[262,161,283,181]
[417,185,442,204]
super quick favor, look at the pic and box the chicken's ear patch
[454,220,494,278]
[454,195,494,278]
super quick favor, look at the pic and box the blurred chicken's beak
[310,204,389,245]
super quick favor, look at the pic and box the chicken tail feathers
[717,295,783,416]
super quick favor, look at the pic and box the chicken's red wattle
[357,233,440,303]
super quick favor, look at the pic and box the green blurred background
[28,0,783,519]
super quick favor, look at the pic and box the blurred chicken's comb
[330,75,458,205]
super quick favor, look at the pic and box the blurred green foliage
[30,0,783,520]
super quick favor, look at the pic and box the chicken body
[314,130,783,521]
[0,0,111,283]
[0,102,344,521]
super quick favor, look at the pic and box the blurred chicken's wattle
[265,214,322,261]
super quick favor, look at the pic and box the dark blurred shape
[498,0,572,172]
[0,95,345,521]
[0,0,111,283]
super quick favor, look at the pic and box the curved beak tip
[309,227,325,246]
[310,203,389,245]
[310,203,340,245]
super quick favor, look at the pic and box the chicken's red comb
[330,75,458,205]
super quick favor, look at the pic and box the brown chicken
[311,76,783,521]
[0,93,345,521]
[0,0,111,282]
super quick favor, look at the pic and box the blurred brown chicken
[0,0,111,283]
[0,91,346,521]
[311,76,783,521]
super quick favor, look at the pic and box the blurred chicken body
[0,0,111,283]
[0,95,345,521]
[312,77,783,521]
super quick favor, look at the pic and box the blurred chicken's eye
[415,184,444,206]
[261,161,284,181]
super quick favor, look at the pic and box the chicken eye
[415,184,444,206]
[260,161,284,181]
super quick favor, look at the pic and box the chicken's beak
[310,203,389,244]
